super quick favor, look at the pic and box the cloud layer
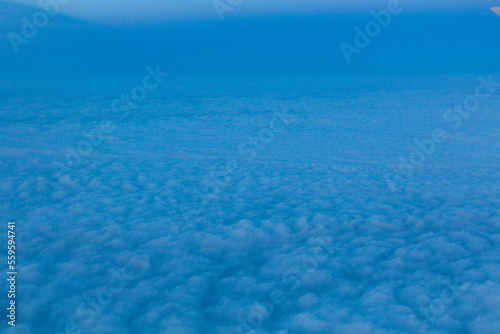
[1,74,499,333]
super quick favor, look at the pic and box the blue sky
[1,0,499,77]
[7,0,500,23]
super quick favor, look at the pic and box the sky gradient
[1,0,499,78]
[6,0,500,23]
